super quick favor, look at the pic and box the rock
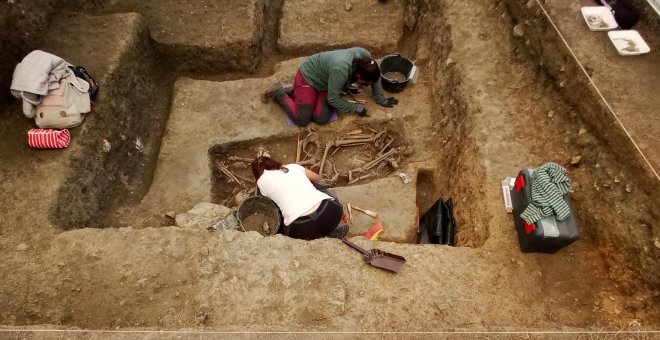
[262,222,270,232]
[625,184,632,193]
[570,155,582,166]
[175,213,215,229]
[16,243,28,251]
[195,313,208,324]
[614,177,620,183]
[547,110,554,118]
[222,231,237,243]
[102,139,112,153]
[578,127,586,136]
[512,24,524,37]
[165,211,176,219]
[176,203,232,229]
[653,238,660,249]
[344,3,352,11]
[188,203,231,218]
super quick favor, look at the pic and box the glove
[381,97,399,108]
[357,108,369,117]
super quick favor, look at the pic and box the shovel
[342,238,406,274]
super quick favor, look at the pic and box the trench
[1,0,659,329]
[7,0,653,287]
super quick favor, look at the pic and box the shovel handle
[342,238,369,255]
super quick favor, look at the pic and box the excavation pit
[209,122,411,208]
[0,0,658,332]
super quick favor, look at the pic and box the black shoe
[327,224,349,239]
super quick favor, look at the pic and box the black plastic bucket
[379,54,413,93]
[237,196,281,236]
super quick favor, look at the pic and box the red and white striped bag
[28,128,70,149]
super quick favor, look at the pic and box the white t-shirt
[257,164,332,226]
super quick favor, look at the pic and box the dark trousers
[285,199,343,240]
[274,69,333,127]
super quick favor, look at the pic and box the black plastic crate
[511,169,579,253]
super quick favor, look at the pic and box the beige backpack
[34,75,91,129]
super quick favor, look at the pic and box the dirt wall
[152,0,266,74]
[45,16,174,229]
[501,0,659,288]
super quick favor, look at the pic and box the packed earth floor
[0,0,658,337]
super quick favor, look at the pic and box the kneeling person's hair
[354,58,381,84]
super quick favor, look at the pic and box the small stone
[625,184,632,193]
[559,81,566,88]
[57,262,65,267]
[547,110,554,118]
[223,232,236,243]
[196,313,208,324]
[578,127,586,136]
[614,177,620,183]
[512,24,524,37]
[262,222,270,232]
[653,238,660,249]
[16,243,28,251]
[165,211,176,219]
[102,139,112,153]
[344,3,352,11]
[570,155,582,166]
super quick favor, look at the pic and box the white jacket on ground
[10,50,73,118]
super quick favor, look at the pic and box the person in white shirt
[252,156,348,240]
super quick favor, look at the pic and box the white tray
[581,6,618,31]
[608,30,651,56]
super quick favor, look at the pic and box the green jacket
[300,47,388,113]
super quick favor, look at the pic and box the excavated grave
[279,0,405,55]
[208,125,419,243]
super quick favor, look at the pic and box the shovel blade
[365,249,406,273]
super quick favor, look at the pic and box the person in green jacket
[262,47,399,127]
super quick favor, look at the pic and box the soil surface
[0,0,658,335]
